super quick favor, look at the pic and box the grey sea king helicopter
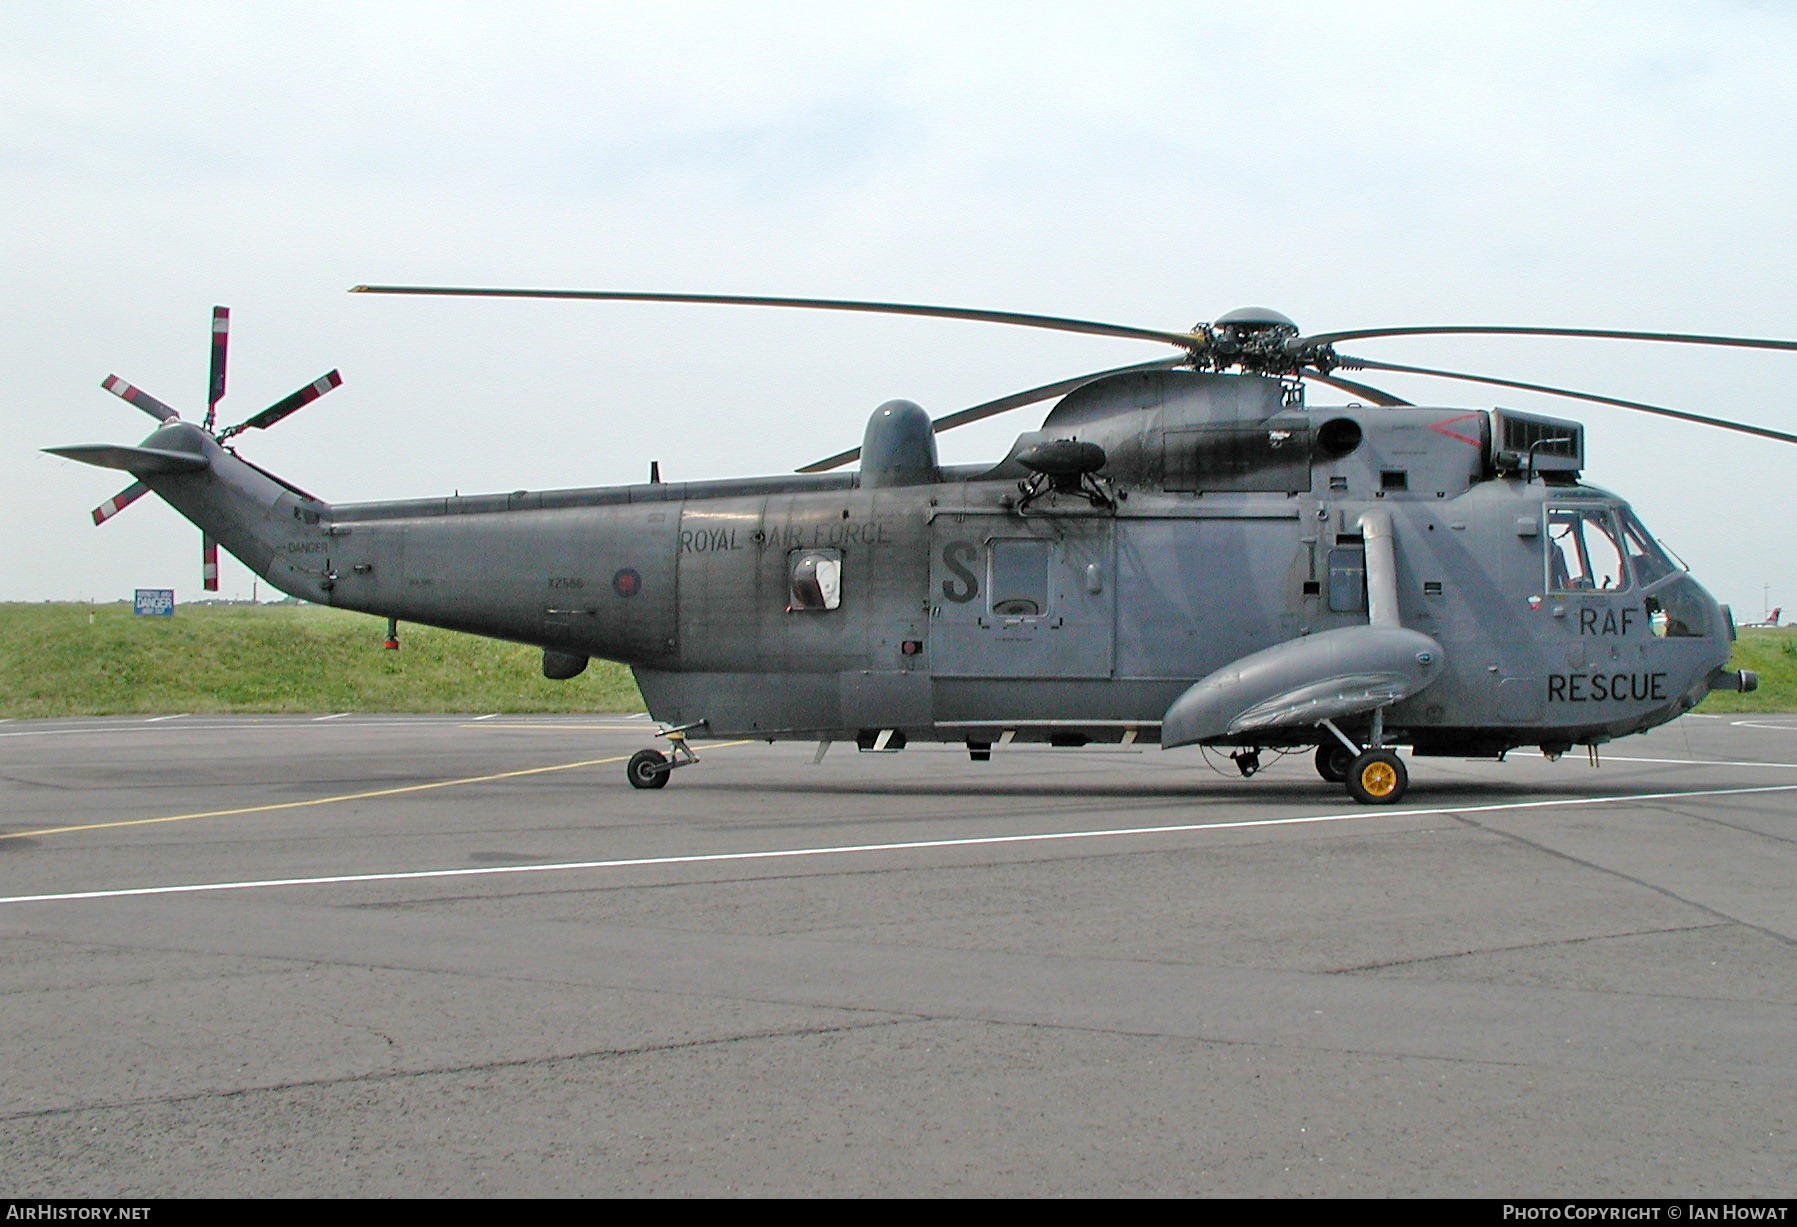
[48,287,1788,805]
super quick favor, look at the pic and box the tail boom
[48,421,338,603]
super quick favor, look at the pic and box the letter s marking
[941,540,980,604]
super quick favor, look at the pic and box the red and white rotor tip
[207,306,230,429]
[101,375,180,423]
[92,481,149,526]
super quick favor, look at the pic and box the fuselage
[267,371,1734,756]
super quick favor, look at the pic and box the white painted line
[1731,720,1797,731]
[7,782,1796,907]
[142,714,187,723]
[312,713,351,722]
[472,713,500,721]
[1605,755,1797,770]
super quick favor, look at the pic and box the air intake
[1490,408,1583,475]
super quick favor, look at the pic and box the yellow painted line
[460,723,659,732]
[0,741,753,843]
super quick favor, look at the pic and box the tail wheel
[627,748,671,789]
[1315,743,1354,783]
[1347,748,1407,805]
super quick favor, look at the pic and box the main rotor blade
[1297,324,1797,354]
[351,284,1203,351]
[1339,356,1797,445]
[931,358,1190,437]
[795,447,866,476]
[1300,367,1411,407]
[795,358,1185,474]
[206,306,229,431]
[91,480,149,525]
[101,375,180,422]
[222,370,342,436]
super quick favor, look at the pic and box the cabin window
[1327,547,1366,612]
[788,548,842,611]
[989,539,1049,617]
[1546,506,1629,593]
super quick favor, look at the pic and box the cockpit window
[1646,576,1710,638]
[1546,506,1630,593]
[1618,509,1681,585]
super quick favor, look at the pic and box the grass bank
[2,603,1791,718]
[0,602,642,717]
[1688,626,1797,714]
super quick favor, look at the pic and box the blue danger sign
[133,589,175,617]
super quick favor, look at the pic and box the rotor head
[1192,307,1317,376]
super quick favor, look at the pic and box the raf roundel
[612,568,642,598]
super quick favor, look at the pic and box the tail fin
[46,420,339,603]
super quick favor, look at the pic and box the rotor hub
[1191,307,1330,376]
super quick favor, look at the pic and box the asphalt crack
[0,1016,913,1124]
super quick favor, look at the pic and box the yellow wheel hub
[1359,762,1399,797]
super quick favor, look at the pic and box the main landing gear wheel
[1315,743,1354,784]
[627,748,671,789]
[1346,748,1407,805]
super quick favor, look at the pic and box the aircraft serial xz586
[49,288,1786,804]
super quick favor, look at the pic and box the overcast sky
[6,1,1795,620]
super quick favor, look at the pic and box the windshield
[1546,505,1629,593]
[1546,503,1709,638]
[1617,508,1681,586]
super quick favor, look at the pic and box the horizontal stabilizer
[43,444,210,475]
[1162,624,1445,748]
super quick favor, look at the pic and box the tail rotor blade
[202,533,219,591]
[102,376,180,423]
[206,307,229,431]
[92,481,149,525]
[220,370,342,438]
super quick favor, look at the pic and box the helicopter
[46,288,1787,806]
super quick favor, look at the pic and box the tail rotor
[82,307,341,592]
